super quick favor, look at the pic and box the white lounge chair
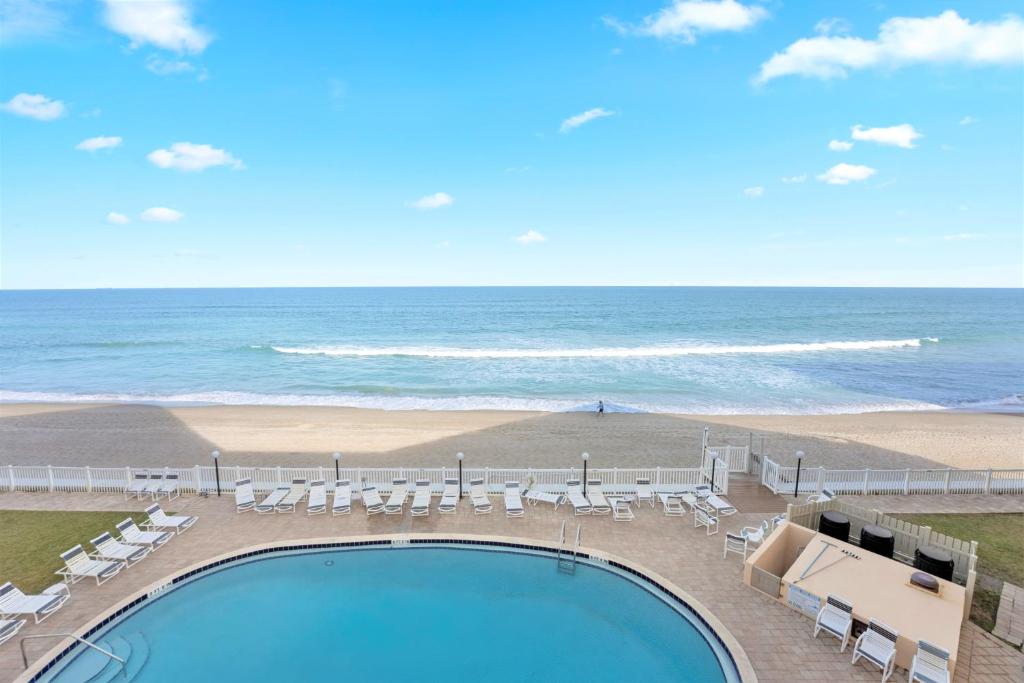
[411,479,432,517]
[504,481,524,518]
[566,479,591,516]
[807,488,837,504]
[56,545,123,585]
[306,480,327,515]
[0,618,27,647]
[91,532,150,567]
[276,478,308,513]
[657,492,686,516]
[852,619,899,682]
[700,491,737,516]
[723,532,748,559]
[586,479,611,515]
[332,479,352,515]
[256,486,289,514]
[438,478,459,514]
[740,520,770,547]
[362,485,385,515]
[234,478,256,512]
[694,503,718,535]
[814,594,854,652]
[143,472,164,499]
[525,489,564,508]
[611,497,635,521]
[157,473,180,500]
[124,471,149,500]
[385,478,409,515]
[143,504,197,535]
[635,477,655,507]
[0,582,70,624]
[116,518,171,550]
[469,478,493,514]
[910,640,950,683]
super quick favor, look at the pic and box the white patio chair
[56,545,123,585]
[566,479,592,516]
[256,486,289,514]
[306,480,327,515]
[910,640,950,683]
[586,479,611,515]
[116,518,171,550]
[0,582,70,624]
[694,503,718,535]
[276,478,308,513]
[807,488,837,504]
[814,594,854,652]
[657,492,686,516]
[0,619,26,647]
[704,493,737,516]
[332,479,352,515]
[361,485,385,515]
[525,489,564,508]
[385,478,409,515]
[143,504,197,535]
[143,472,164,499]
[611,497,635,522]
[635,477,655,507]
[504,481,524,518]
[723,532,747,559]
[852,619,899,682]
[411,479,432,517]
[234,478,256,512]
[438,478,459,514]
[91,532,150,567]
[770,513,787,531]
[157,473,180,500]
[469,478,493,514]
[740,520,770,546]
[124,471,149,500]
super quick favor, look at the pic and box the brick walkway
[1,492,1022,682]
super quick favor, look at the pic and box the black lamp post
[211,450,221,497]
[333,452,341,482]
[456,452,464,498]
[581,452,590,495]
[793,450,804,499]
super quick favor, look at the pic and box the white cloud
[828,139,853,151]
[141,207,184,222]
[851,123,921,148]
[560,107,615,133]
[147,142,244,171]
[605,0,768,43]
[106,211,130,225]
[942,232,981,241]
[0,0,66,42]
[780,174,807,184]
[144,54,199,76]
[1,92,65,120]
[410,192,454,210]
[743,186,764,197]
[756,10,1024,83]
[101,0,212,54]
[514,230,546,245]
[76,136,123,151]
[815,17,852,36]
[817,163,877,185]
[959,115,977,126]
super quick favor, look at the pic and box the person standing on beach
[597,400,604,415]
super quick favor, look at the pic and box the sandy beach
[0,402,1020,471]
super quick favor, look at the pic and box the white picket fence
[706,445,750,473]
[0,460,729,496]
[762,457,1024,496]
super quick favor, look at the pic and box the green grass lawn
[0,509,141,593]
[895,513,1024,634]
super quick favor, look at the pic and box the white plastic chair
[909,640,950,683]
[723,532,747,559]
[814,594,854,652]
[852,619,899,682]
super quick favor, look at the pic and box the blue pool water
[3,287,1021,414]
[44,547,736,682]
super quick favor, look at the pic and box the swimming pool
[38,543,741,682]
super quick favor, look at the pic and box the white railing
[761,457,1024,496]
[0,463,728,496]
[705,445,749,473]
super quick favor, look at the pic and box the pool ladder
[557,521,581,575]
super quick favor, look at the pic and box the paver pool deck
[1,492,1022,682]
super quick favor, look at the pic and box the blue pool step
[42,631,150,683]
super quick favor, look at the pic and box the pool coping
[20,532,758,683]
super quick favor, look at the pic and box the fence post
[277,466,283,487]
[944,469,951,494]
[47,465,54,493]
[86,466,92,493]
[655,467,662,487]
[984,469,992,494]
[8,464,16,492]
[903,469,910,495]
[862,470,869,495]
[918,524,932,549]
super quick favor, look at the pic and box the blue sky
[1,0,1022,288]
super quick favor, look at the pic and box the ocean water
[1,287,1021,414]
[46,547,735,682]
